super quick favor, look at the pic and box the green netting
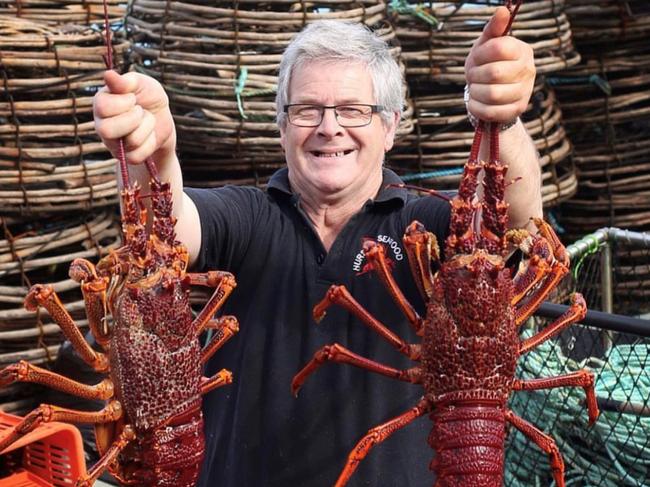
[506,325,650,486]
[504,233,650,486]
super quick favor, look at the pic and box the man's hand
[464,6,535,123]
[93,71,176,166]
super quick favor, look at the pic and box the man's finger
[94,91,137,118]
[94,105,144,141]
[469,36,521,69]
[467,82,523,107]
[466,59,527,85]
[474,6,513,47]
[103,70,138,95]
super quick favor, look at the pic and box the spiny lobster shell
[422,253,519,403]
[111,275,201,432]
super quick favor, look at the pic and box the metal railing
[566,227,650,315]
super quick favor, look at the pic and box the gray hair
[275,20,404,128]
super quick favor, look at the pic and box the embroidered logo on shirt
[352,234,404,272]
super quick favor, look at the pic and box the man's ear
[384,111,400,152]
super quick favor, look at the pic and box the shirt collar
[267,167,407,207]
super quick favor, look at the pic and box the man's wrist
[463,84,519,132]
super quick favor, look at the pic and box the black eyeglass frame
[282,104,385,127]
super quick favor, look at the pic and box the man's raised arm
[93,71,202,266]
[464,6,543,230]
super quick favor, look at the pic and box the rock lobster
[292,7,599,484]
[293,124,599,486]
[0,5,238,486]
[0,160,237,486]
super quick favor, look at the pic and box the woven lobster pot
[391,0,580,85]
[556,127,650,237]
[565,0,650,49]
[611,245,650,307]
[0,0,124,24]
[553,40,650,238]
[126,0,414,187]
[0,16,129,215]
[387,79,576,208]
[0,212,121,368]
[552,46,650,133]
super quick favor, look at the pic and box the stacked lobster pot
[387,0,580,208]
[0,0,124,24]
[551,1,650,315]
[0,14,127,413]
[125,0,414,188]
[554,0,650,238]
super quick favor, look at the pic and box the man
[94,8,540,486]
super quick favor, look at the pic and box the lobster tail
[429,405,506,487]
[139,407,205,487]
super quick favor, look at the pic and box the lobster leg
[188,271,237,335]
[533,217,570,267]
[200,369,234,395]
[403,221,439,306]
[200,316,240,364]
[507,220,570,308]
[513,369,599,424]
[519,293,587,353]
[0,361,113,400]
[77,424,137,487]
[24,284,108,372]
[69,258,111,350]
[291,343,421,396]
[334,398,431,487]
[314,285,420,360]
[504,410,566,487]
[361,240,423,334]
[0,401,123,454]
[506,230,555,303]
[513,261,569,327]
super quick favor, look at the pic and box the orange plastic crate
[0,411,87,487]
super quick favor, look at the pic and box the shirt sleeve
[184,185,264,272]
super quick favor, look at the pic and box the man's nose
[317,107,343,136]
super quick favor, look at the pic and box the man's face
[280,60,398,198]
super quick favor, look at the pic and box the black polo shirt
[185,167,451,487]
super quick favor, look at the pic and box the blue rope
[547,74,612,96]
[400,167,464,182]
[546,210,566,235]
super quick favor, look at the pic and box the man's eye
[295,107,320,117]
[337,106,365,117]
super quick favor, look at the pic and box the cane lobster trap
[506,227,650,486]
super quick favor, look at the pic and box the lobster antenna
[489,121,499,164]
[502,0,523,37]
[469,119,484,164]
[390,184,452,202]
[102,0,130,190]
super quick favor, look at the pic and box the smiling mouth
[311,150,354,158]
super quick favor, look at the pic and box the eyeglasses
[283,104,385,127]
